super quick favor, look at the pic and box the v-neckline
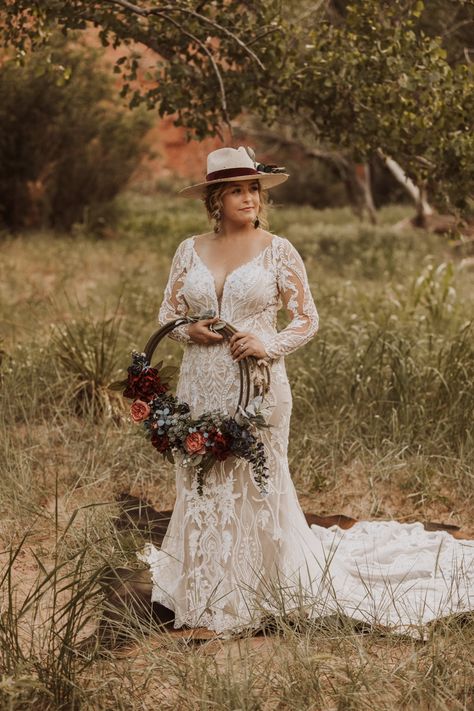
[191,235,275,313]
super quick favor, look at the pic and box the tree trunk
[353,163,377,225]
[377,149,434,223]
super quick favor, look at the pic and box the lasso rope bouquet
[114,314,272,495]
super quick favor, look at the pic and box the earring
[254,216,260,229]
[213,209,221,233]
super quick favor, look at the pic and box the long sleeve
[158,239,192,343]
[263,238,319,359]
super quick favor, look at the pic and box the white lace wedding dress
[138,234,474,638]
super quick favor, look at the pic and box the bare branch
[102,0,265,69]
[235,123,352,174]
[246,26,280,48]
[377,148,434,215]
[159,12,231,132]
[102,0,150,17]
[163,5,265,69]
[442,19,474,39]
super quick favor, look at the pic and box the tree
[274,0,473,214]
[0,35,152,230]
[1,0,283,139]
[1,0,473,214]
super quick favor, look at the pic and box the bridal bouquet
[118,351,271,495]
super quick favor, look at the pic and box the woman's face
[220,180,260,226]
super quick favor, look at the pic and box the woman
[139,146,474,637]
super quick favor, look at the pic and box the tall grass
[0,508,105,709]
[1,195,474,709]
[287,254,474,503]
[51,305,125,418]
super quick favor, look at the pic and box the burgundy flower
[184,432,207,455]
[151,432,170,453]
[130,399,151,423]
[211,432,231,461]
[123,367,168,402]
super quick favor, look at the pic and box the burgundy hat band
[206,167,259,181]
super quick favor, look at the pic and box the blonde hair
[203,181,270,231]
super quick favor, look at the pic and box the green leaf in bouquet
[158,365,179,381]
[254,417,273,430]
[199,455,215,474]
[165,449,175,464]
[108,378,128,391]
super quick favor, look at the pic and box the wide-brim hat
[178,146,289,198]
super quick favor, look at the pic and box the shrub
[0,34,152,232]
[51,308,125,419]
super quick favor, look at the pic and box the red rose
[123,368,168,402]
[211,432,231,461]
[130,400,151,423]
[184,432,207,455]
[151,432,170,453]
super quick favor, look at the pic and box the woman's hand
[187,316,224,345]
[229,331,268,362]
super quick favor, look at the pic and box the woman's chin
[223,213,257,229]
[237,214,256,226]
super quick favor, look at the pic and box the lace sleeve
[263,238,319,359]
[158,239,192,343]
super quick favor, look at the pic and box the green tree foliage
[278,0,474,211]
[1,0,283,139]
[0,35,152,230]
[1,0,473,212]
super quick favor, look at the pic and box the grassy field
[1,193,473,709]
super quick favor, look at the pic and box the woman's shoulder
[190,231,214,245]
[175,234,199,252]
[270,233,296,253]
[270,235,308,272]
[170,236,196,265]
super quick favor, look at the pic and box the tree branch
[376,148,434,216]
[102,0,265,69]
[159,12,231,134]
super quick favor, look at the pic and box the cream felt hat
[178,146,289,198]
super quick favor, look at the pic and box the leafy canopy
[1,0,473,210]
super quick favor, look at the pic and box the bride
[138,146,474,638]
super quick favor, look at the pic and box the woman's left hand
[229,331,268,362]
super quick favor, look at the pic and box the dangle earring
[254,215,260,229]
[213,209,221,233]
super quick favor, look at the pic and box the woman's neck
[216,221,257,240]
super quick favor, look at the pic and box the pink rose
[130,399,151,423]
[184,431,207,455]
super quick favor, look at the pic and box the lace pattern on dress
[158,238,192,342]
[141,234,322,633]
[262,238,319,360]
[158,235,319,359]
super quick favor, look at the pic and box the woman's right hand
[187,316,224,345]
